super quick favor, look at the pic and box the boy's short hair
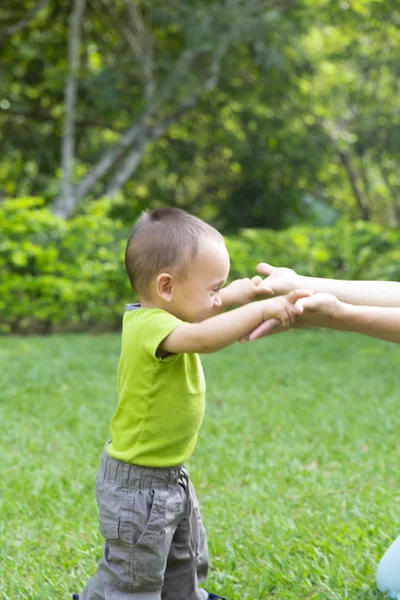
[125,207,224,297]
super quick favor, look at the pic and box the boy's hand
[256,263,300,296]
[221,275,274,306]
[259,289,313,330]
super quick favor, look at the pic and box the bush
[226,220,400,281]
[1,199,400,334]
[0,198,132,334]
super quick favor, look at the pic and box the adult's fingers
[256,263,275,276]
[248,318,282,341]
[287,289,313,304]
[294,296,315,312]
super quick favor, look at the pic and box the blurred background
[1,0,400,334]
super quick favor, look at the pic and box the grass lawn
[1,330,400,599]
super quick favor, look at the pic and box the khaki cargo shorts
[80,444,209,600]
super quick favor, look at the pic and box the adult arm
[297,294,400,344]
[248,293,400,344]
[256,263,400,307]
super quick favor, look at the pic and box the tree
[1,0,400,229]
[52,0,297,218]
[59,0,86,218]
[290,0,400,225]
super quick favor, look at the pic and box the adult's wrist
[326,301,356,331]
[296,274,312,291]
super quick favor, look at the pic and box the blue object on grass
[377,535,400,599]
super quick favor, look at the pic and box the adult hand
[256,263,299,296]
[244,292,340,341]
[240,318,284,342]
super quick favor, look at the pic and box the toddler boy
[74,208,309,600]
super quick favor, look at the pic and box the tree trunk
[66,48,201,207]
[379,164,400,227]
[49,4,244,219]
[53,0,86,219]
[102,52,227,198]
[357,155,373,206]
[338,150,371,221]
[104,143,148,197]
[74,117,151,201]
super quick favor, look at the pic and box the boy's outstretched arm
[248,293,400,345]
[256,263,400,308]
[160,290,311,354]
[209,275,274,316]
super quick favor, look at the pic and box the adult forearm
[328,304,400,344]
[296,277,400,307]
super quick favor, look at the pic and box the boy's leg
[162,475,209,600]
[79,566,106,600]
[78,448,184,600]
[189,480,209,589]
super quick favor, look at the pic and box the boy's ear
[156,272,174,302]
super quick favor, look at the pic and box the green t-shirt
[107,307,206,467]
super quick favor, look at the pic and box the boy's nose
[214,294,222,308]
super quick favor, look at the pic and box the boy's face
[171,237,230,323]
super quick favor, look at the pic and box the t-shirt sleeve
[139,310,185,358]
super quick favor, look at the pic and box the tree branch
[379,162,400,227]
[73,112,152,201]
[51,2,261,215]
[124,0,155,101]
[338,150,370,221]
[53,0,87,219]
[103,141,148,197]
[103,39,229,197]
[0,0,50,41]
[67,47,203,204]
[98,0,156,101]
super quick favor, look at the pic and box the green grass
[1,330,400,599]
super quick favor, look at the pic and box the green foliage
[291,1,400,226]
[3,0,400,228]
[0,197,131,334]
[227,220,400,282]
[1,200,400,334]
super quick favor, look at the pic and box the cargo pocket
[130,488,157,547]
[116,487,159,550]
[130,488,169,588]
[96,480,122,540]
